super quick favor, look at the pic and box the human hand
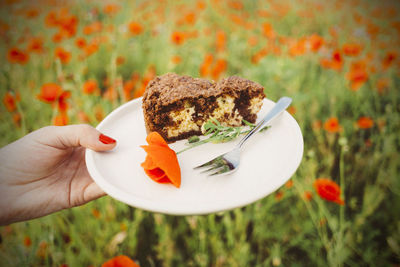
[0,124,117,225]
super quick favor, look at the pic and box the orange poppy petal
[140,153,158,170]
[144,166,166,180]
[146,132,168,147]
[141,145,181,188]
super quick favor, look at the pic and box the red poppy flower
[102,255,140,267]
[3,91,18,112]
[323,117,342,133]
[171,31,185,45]
[27,37,44,54]
[23,236,32,247]
[82,80,99,95]
[262,22,275,39]
[7,47,29,64]
[38,83,63,103]
[75,37,87,49]
[313,178,344,205]
[309,34,324,52]
[128,22,143,35]
[53,112,69,126]
[342,43,363,57]
[58,91,71,112]
[55,47,71,64]
[357,116,374,129]
[141,132,181,188]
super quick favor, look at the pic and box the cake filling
[163,94,263,140]
[167,101,199,138]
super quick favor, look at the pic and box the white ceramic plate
[86,97,303,215]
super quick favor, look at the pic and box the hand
[0,124,117,225]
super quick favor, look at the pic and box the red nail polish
[99,134,116,144]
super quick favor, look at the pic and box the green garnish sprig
[176,118,269,154]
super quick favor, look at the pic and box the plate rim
[85,97,304,215]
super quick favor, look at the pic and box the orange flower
[215,30,226,52]
[382,51,397,70]
[92,208,101,218]
[320,50,343,71]
[171,55,182,64]
[285,180,293,188]
[102,255,140,267]
[288,38,307,57]
[274,191,284,201]
[123,80,135,100]
[84,42,99,57]
[23,236,32,247]
[313,178,344,205]
[58,15,78,38]
[55,47,71,64]
[103,87,118,102]
[36,241,48,259]
[57,91,71,112]
[83,21,103,35]
[94,105,105,122]
[287,106,296,115]
[196,0,206,10]
[346,60,368,91]
[3,91,19,112]
[52,32,64,43]
[25,8,39,18]
[376,77,389,94]
[171,31,185,45]
[116,56,125,66]
[53,112,69,126]
[75,37,86,49]
[38,83,63,103]
[128,22,143,35]
[103,4,120,15]
[133,86,145,99]
[45,10,59,27]
[141,132,181,188]
[251,47,268,64]
[303,191,313,201]
[323,117,342,133]
[262,22,275,39]
[357,116,374,129]
[7,47,29,64]
[13,112,21,127]
[342,43,362,57]
[200,53,214,77]
[183,12,196,25]
[247,36,258,47]
[312,120,322,131]
[27,37,44,54]
[82,80,99,95]
[308,34,324,52]
[211,58,227,80]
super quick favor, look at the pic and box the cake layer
[142,73,265,143]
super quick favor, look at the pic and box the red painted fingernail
[99,134,116,144]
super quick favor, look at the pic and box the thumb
[36,124,117,151]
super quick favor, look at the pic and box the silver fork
[193,97,292,176]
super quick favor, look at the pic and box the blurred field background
[1,0,400,266]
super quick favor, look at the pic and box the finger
[83,182,106,203]
[36,124,117,151]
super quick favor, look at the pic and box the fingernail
[99,134,116,144]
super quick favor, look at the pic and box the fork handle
[237,97,292,149]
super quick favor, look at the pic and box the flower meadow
[1,0,400,266]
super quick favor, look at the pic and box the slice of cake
[142,73,265,143]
